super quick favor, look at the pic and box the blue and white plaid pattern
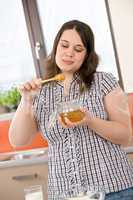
[33,72,133,200]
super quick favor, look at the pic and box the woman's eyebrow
[75,44,84,48]
[60,40,84,47]
[60,39,68,43]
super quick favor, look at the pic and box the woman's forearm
[88,117,132,145]
[9,98,38,147]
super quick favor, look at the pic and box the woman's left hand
[58,108,93,128]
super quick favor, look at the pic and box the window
[0,0,36,92]
[36,0,122,85]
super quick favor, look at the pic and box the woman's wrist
[86,115,97,128]
[21,95,33,104]
[19,96,33,115]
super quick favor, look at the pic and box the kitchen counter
[0,147,48,168]
[123,146,133,153]
[0,112,15,121]
[0,146,133,169]
[0,148,48,200]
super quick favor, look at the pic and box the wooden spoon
[41,73,65,84]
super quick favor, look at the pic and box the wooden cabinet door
[0,163,48,200]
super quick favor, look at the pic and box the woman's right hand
[18,78,42,102]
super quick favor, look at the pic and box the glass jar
[24,185,43,200]
[61,190,105,200]
[58,100,85,124]
[48,99,85,129]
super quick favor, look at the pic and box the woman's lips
[62,60,74,65]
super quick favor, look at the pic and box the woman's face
[55,29,87,74]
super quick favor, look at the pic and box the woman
[9,20,133,200]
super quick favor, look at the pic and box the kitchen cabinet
[0,163,48,200]
[0,118,48,153]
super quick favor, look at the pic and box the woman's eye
[60,44,68,48]
[74,48,83,52]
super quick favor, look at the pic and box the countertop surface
[0,147,48,168]
[0,147,133,169]
[0,112,15,121]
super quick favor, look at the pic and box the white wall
[108,0,133,93]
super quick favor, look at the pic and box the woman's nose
[66,47,74,57]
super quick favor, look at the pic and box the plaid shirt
[34,72,133,199]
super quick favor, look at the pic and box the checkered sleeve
[101,72,119,96]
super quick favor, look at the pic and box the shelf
[123,146,133,153]
[0,147,48,168]
[0,112,15,121]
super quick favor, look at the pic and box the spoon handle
[41,78,54,84]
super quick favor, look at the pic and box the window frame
[22,0,47,78]
[105,0,124,89]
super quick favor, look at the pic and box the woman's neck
[63,72,73,81]
[63,72,74,97]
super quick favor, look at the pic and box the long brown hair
[44,20,99,88]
